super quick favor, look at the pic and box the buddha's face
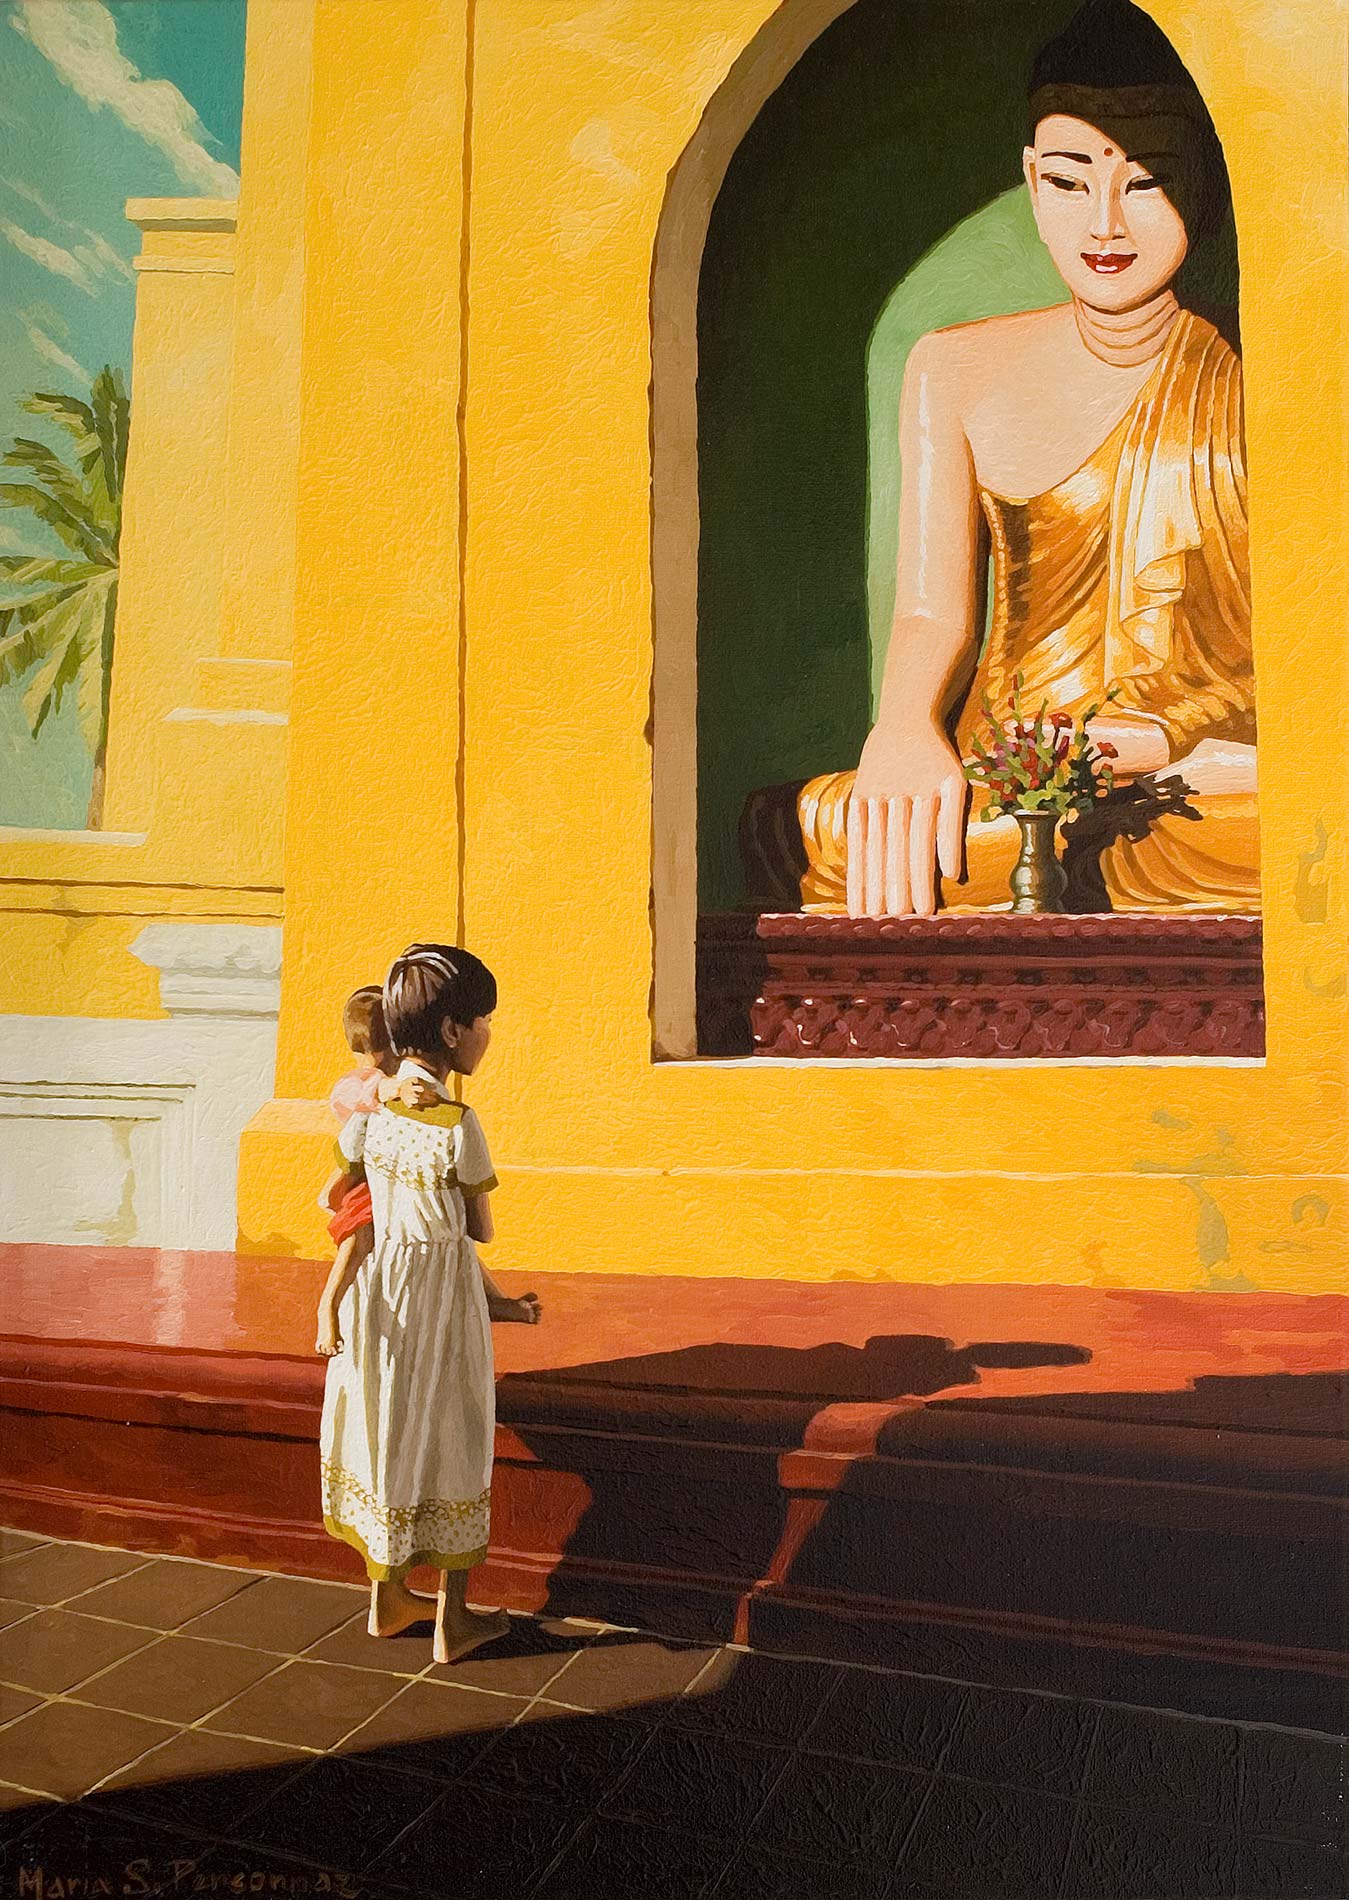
[1024,112,1199,310]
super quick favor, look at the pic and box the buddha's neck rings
[1073,288,1181,367]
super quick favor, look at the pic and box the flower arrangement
[964,675,1117,819]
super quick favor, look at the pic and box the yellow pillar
[237,0,472,1253]
[100,202,237,847]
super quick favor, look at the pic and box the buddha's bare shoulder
[906,305,1074,390]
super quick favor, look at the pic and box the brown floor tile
[334,1678,528,1781]
[0,1609,158,1694]
[202,1658,403,1751]
[0,1531,48,1560]
[0,1542,146,1606]
[667,1649,844,1745]
[298,1609,432,1675]
[0,1778,55,1814]
[74,1558,255,1631]
[7,1799,209,1893]
[537,1633,720,1716]
[230,1755,445,1873]
[73,1634,284,1725]
[0,1601,36,1633]
[182,1573,363,1653]
[0,1700,173,1800]
[461,1699,651,1806]
[419,1613,594,1700]
[0,1685,42,1727]
[95,1727,312,1836]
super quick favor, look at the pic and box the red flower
[1049,712,1073,730]
[1096,741,1118,759]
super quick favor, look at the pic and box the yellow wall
[54,0,1348,1293]
[456,0,1345,1297]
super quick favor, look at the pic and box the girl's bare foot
[368,1577,432,1638]
[432,1603,511,1665]
[431,1566,509,1663]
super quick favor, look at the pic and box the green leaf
[0,481,108,561]
[22,390,98,457]
[19,589,88,735]
[0,559,105,611]
[89,367,129,510]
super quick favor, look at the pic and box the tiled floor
[0,1532,1343,1899]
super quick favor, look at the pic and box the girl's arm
[315,1228,372,1355]
[467,1193,540,1324]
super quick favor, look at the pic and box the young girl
[318,943,541,1663]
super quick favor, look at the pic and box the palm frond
[0,614,42,685]
[3,368,128,787]
[89,367,129,512]
[75,571,117,753]
[19,587,91,736]
[0,555,104,602]
[21,390,99,460]
[3,437,113,545]
[0,480,108,561]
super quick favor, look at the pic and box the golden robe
[800,309,1259,913]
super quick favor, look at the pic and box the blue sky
[0,0,245,825]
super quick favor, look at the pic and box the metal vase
[1009,809,1067,914]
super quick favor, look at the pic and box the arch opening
[651,0,1243,1059]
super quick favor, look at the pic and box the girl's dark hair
[382,943,498,1060]
[342,986,390,1060]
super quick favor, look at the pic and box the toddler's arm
[318,1165,347,1215]
[316,1228,372,1356]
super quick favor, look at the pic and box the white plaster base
[0,924,280,1250]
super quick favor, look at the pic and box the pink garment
[329,1066,382,1124]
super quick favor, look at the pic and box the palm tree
[0,366,129,827]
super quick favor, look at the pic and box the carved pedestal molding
[746,913,1265,1061]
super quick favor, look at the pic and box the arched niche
[652,0,1240,1059]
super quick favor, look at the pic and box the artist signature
[17,1862,366,1898]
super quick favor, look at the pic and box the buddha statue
[799,0,1258,918]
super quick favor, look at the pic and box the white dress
[320,1063,499,1579]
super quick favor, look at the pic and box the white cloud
[0,213,96,292]
[0,172,61,225]
[0,176,135,282]
[12,0,240,196]
[19,311,91,385]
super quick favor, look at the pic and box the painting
[0,2,1344,1896]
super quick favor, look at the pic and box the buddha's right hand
[849,723,966,917]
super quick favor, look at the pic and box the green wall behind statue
[696,0,1078,912]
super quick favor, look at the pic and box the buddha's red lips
[1082,252,1137,273]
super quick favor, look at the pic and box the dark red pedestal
[747,911,1264,1059]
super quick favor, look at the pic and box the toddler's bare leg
[432,1566,509,1664]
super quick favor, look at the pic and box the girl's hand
[488,1291,541,1325]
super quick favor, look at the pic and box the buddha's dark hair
[1029,0,1199,107]
[1027,0,1231,251]
[382,943,498,1060]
